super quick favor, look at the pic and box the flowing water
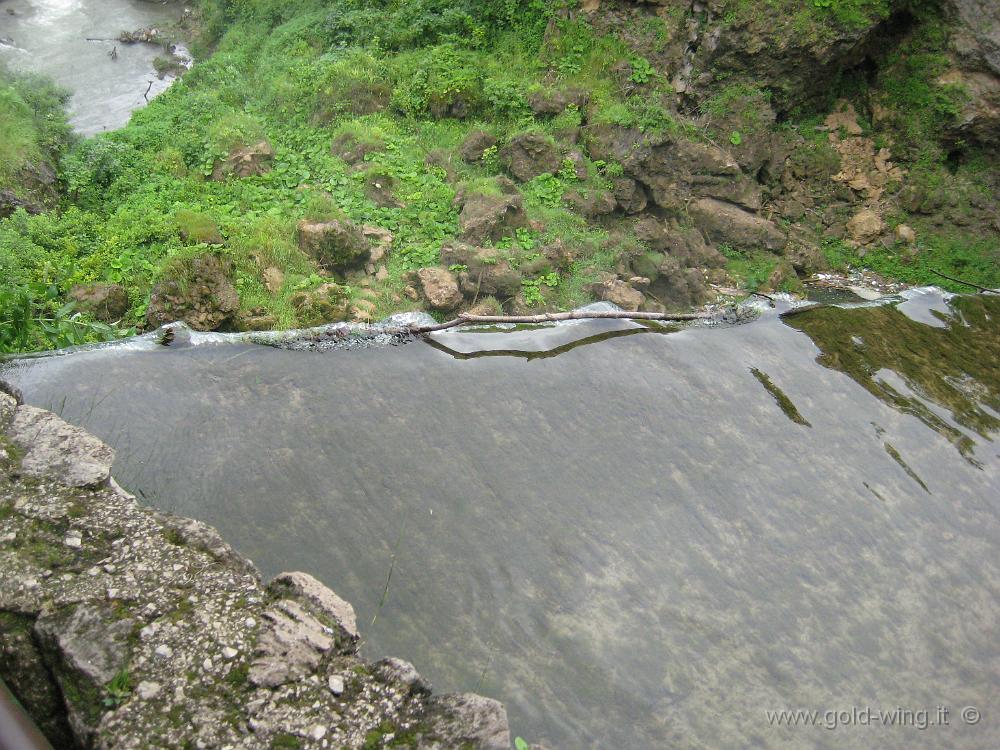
[0,0,185,135]
[3,290,999,749]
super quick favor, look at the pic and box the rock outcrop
[297,219,371,273]
[413,267,463,311]
[0,388,511,749]
[289,283,350,327]
[68,283,130,323]
[210,141,275,181]
[458,192,528,245]
[145,254,240,332]
[502,133,562,182]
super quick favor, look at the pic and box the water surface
[3,293,998,749]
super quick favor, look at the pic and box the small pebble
[155,644,173,659]
[310,725,327,741]
[136,681,161,700]
[221,646,238,660]
[328,675,345,695]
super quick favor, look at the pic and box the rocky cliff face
[0,386,510,750]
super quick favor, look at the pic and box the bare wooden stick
[142,80,153,101]
[929,268,998,294]
[404,310,710,334]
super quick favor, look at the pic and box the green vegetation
[103,669,133,708]
[0,0,997,354]
[787,294,1000,459]
[0,63,73,189]
[750,368,812,426]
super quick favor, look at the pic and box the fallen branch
[143,80,153,101]
[404,310,710,334]
[929,268,999,294]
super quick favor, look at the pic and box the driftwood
[930,268,999,294]
[143,80,154,101]
[403,310,710,334]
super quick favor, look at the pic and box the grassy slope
[0,0,997,353]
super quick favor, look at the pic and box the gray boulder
[458,193,527,244]
[422,693,511,750]
[8,406,114,488]
[688,198,786,251]
[502,133,562,182]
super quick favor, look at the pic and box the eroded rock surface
[146,254,240,332]
[0,394,510,749]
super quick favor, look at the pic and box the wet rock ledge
[0,387,509,750]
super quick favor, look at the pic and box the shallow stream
[3,290,998,749]
[0,0,184,135]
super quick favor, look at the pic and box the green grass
[0,0,997,353]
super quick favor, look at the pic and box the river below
[0,0,184,135]
[3,291,998,749]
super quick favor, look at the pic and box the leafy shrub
[0,64,73,189]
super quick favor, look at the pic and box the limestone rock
[847,209,884,244]
[249,599,334,688]
[502,133,561,182]
[458,193,527,245]
[210,140,274,181]
[0,402,512,749]
[424,693,511,750]
[895,224,917,244]
[35,603,135,741]
[290,283,350,327]
[146,254,240,331]
[584,126,760,212]
[331,133,384,165]
[0,391,19,431]
[527,88,589,118]
[0,189,43,219]
[297,219,371,272]
[269,571,359,648]
[441,244,523,299]
[688,198,786,251]
[459,130,497,163]
[611,177,648,214]
[364,171,402,208]
[9,406,114,488]
[67,283,129,323]
[262,267,285,294]
[374,657,431,695]
[588,277,645,311]
[562,189,617,219]
[415,268,463,311]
